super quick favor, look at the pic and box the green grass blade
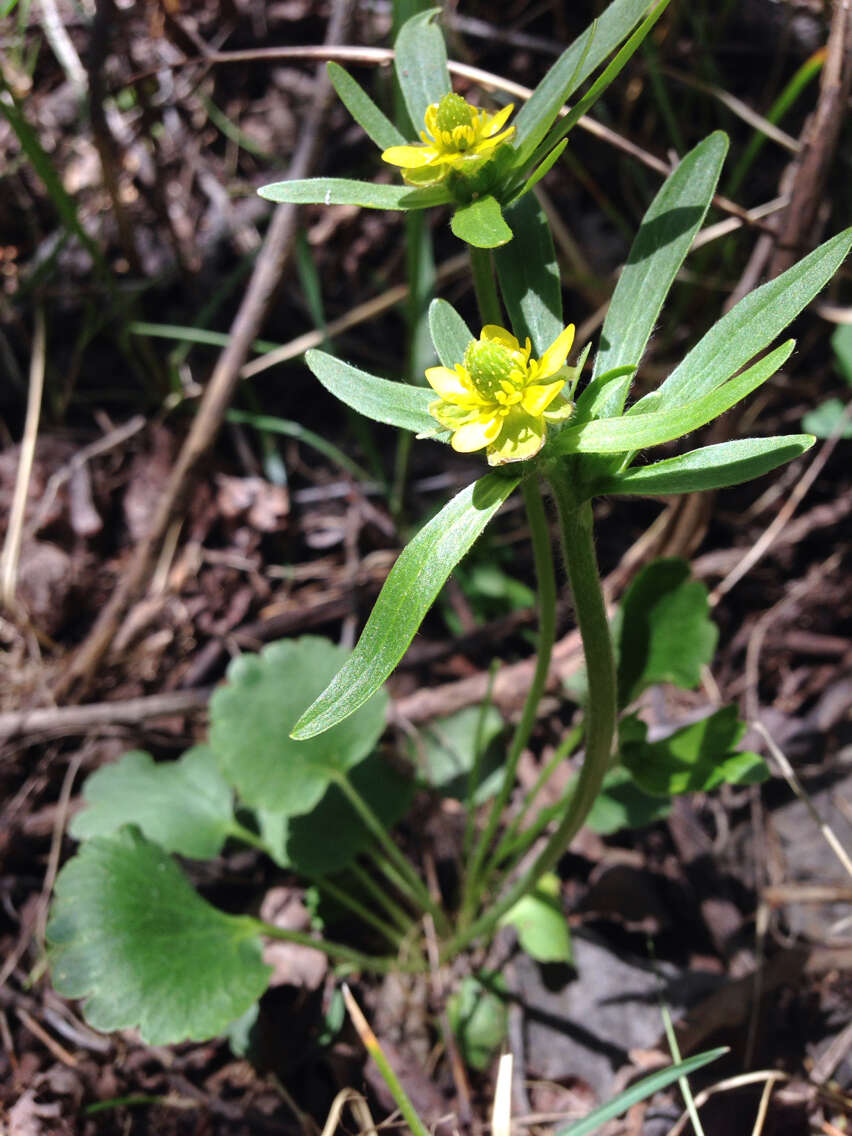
[555,1048,728,1136]
[291,473,520,739]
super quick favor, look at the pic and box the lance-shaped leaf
[512,0,658,167]
[495,191,563,356]
[551,339,794,456]
[580,131,728,421]
[596,434,815,496]
[48,829,270,1045]
[292,473,521,739]
[450,196,513,249]
[306,349,437,434]
[209,637,388,816]
[327,62,405,151]
[634,226,852,413]
[532,0,671,168]
[394,8,451,130]
[429,298,473,367]
[257,178,451,211]
[70,747,235,859]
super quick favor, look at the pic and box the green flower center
[464,339,524,400]
[435,93,475,133]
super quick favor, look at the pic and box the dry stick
[767,0,852,279]
[0,688,212,743]
[710,403,852,606]
[1,306,46,612]
[56,0,355,699]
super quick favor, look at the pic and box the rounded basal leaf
[209,637,388,815]
[617,559,717,708]
[498,873,572,964]
[70,747,234,859]
[256,753,413,875]
[448,974,508,1071]
[409,706,505,803]
[48,830,270,1045]
[586,768,671,834]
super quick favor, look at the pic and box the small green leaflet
[451,196,513,249]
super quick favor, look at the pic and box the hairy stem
[460,476,557,918]
[439,475,617,960]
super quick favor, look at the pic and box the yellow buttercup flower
[382,92,515,187]
[425,324,576,466]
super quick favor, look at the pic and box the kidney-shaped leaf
[622,706,769,796]
[70,747,235,859]
[292,474,520,740]
[48,829,270,1045]
[499,872,572,964]
[257,752,413,876]
[617,558,717,708]
[209,637,388,815]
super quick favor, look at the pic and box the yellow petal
[381,144,434,169]
[452,415,501,453]
[521,382,563,417]
[484,103,514,137]
[536,324,576,379]
[487,411,545,465]
[481,325,521,353]
[425,366,477,403]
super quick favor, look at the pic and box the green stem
[306,874,403,950]
[439,478,617,962]
[486,721,583,878]
[348,862,415,935]
[334,773,450,934]
[460,476,557,918]
[470,247,502,326]
[254,918,423,974]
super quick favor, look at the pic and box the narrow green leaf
[209,638,388,815]
[495,192,563,355]
[70,747,234,859]
[552,339,794,456]
[583,132,728,419]
[598,434,815,496]
[257,178,451,211]
[636,227,852,412]
[556,1049,728,1136]
[429,298,473,367]
[327,62,406,150]
[534,0,672,166]
[617,559,717,708]
[832,323,852,384]
[48,830,270,1045]
[292,474,520,739]
[512,0,656,167]
[512,139,568,202]
[306,349,437,434]
[450,196,513,249]
[394,8,451,130]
